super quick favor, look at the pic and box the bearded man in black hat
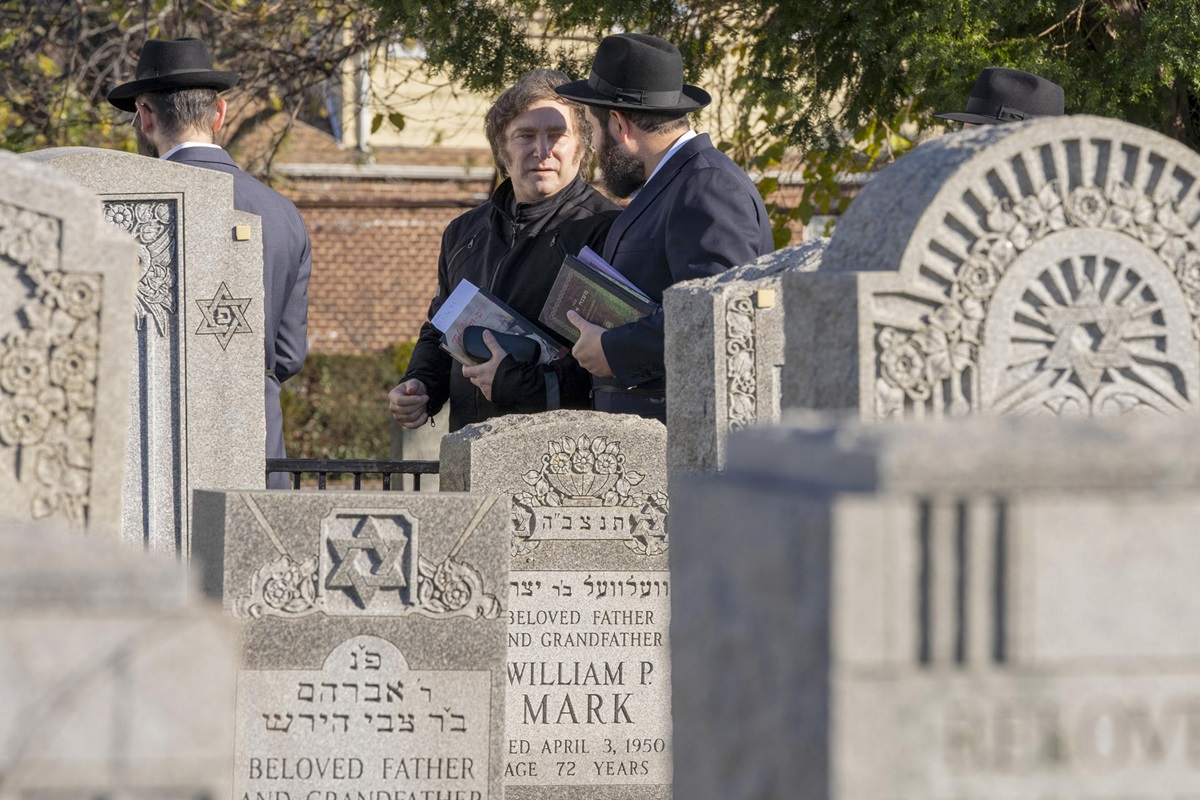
[556,33,774,422]
[108,37,311,489]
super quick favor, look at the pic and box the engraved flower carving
[31,441,90,523]
[877,176,1200,421]
[0,344,49,396]
[1178,252,1200,294]
[1065,185,1108,228]
[878,328,931,401]
[546,451,570,474]
[260,556,318,614]
[594,451,621,475]
[48,341,96,392]
[55,274,102,320]
[0,394,52,446]
[955,258,999,299]
[104,203,135,231]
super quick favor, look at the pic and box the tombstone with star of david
[783,115,1200,420]
[190,489,509,799]
[24,148,266,554]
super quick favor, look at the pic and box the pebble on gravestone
[441,410,671,800]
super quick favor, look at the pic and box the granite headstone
[673,411,1200,799]
[784,116,1200,420]
[0,522,237,796]
[0,149,135,534]
[26,147,267,553]
[663,239,826,476]
[192,490,509,800]
[441,410,671,800]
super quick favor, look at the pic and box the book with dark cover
[539,253,658,343]
[432,279,567,366]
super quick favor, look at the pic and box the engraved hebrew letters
[510,435,669,557]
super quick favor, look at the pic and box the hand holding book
[538,247,658,343]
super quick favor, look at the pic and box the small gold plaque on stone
[755,288,776,308]
[233,225,251,241]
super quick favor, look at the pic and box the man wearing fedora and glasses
[934,67,1065,128]
[555,33,773,422]
[108,37,311,489]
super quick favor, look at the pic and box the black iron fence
[266,459,439,491]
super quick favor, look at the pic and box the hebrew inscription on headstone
[441,410,671,800]
[0,150,135,534]
[25,147,265,553]
[785,115,1200,421]
[664,240,825,476]
[192,490,509,799]
[672,413,1200,799]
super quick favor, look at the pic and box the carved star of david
[1043,279,1133,394]
[325,515,410,608]
[195,282,253,350]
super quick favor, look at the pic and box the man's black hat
[555,33,710,113]
[107,37,238,112]
[934,67,1064,125]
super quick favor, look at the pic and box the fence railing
[266,459,440,491]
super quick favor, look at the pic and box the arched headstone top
[823,116,1200,277]
[800,116,1200,420]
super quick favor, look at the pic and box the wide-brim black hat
[555,33,710,113]
[934,67,1064,125]
[107,37,239,112]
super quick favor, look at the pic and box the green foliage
[281,342,414,459]
[0,1,381,163]
[365,0,1200,224]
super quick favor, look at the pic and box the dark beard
[135,125,159,158]
[598,125,645,199]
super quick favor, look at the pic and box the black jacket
[403,175,619,430]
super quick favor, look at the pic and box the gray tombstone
[785,115,1200,420]
[0,149,136,534]
[664,240,825,476]
[192,490,509,800]
[26,147,266,553]
[672,411,1200,799]
[441,410,671,800]
[0,522,238,797]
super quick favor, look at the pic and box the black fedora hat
[555,33,710,113]
[934,67,1064,125]
[107,37,238,112]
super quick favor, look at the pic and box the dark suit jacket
[168,146,311,472]
[599,133,773,394]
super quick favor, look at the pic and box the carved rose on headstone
[0,200,100,525]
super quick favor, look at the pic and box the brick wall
[280,171,493,355]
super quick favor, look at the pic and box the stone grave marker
[784,115,1200,420]
[192,490,509,799]
[440,410,671,800]
[0,521,238,797]
[25,147,265,554]
[0,149,136,535]
[663,239,826,476]
[672,411,1200,799]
